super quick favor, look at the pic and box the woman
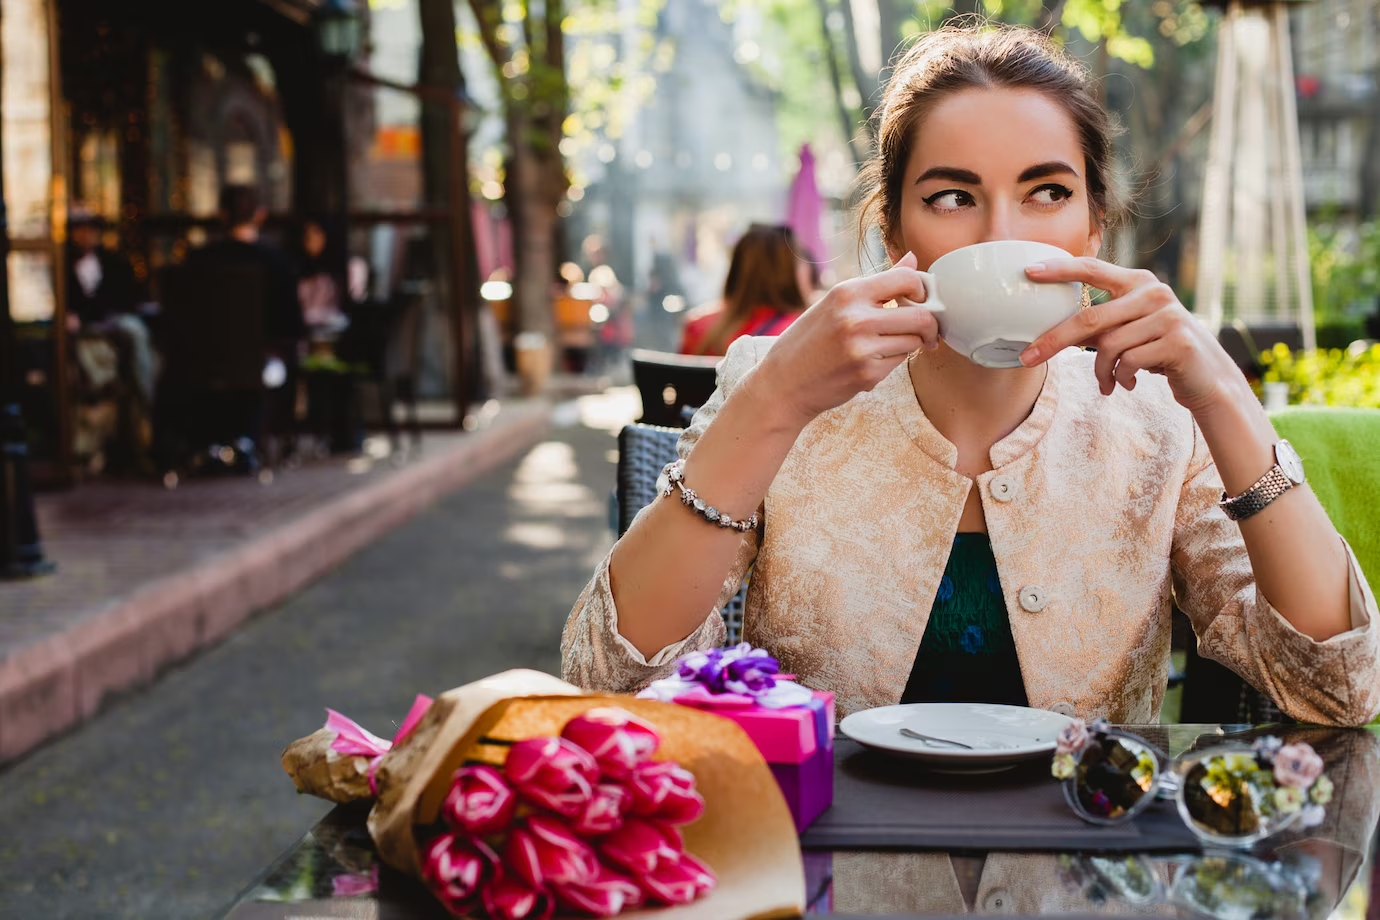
[563,26,1380,725]
[296,218,348,331]
[679,224,809,356]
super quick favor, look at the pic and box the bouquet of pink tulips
[421,708,715,917]
[281,669,805,920]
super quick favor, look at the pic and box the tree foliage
[718,0,1214,165]
[462,0,668,193]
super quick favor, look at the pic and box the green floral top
[900,533,1029,706]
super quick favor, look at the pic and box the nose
[981,200,1018,243]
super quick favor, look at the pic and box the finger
[1092,334,1118,397]
[1091,312,1171,395]
[1025,257,1160,299]
[869,304,940,340]
[1020,282,1170,366]
[852,256,929,306]
[866,333,927,359]
[1110,340,1176,391]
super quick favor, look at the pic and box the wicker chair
[629,349,720,428]
[616,422,749,645]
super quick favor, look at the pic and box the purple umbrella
[786,143,825,271]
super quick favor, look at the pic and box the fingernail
[1026,262,1046,274]
[1019,348,1038,367]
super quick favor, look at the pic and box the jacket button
[1050,702,1076,717]
[982,888,1014,912]
[989,475,1018,502]
[1018,585,1047,612]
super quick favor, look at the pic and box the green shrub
[1258,343,1380,408]
[1314,317,1367,351]
[1308,218,1380,322]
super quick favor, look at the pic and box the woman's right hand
[748,252,939,427]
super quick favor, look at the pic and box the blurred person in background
[191,184,306,359]
[678,224,808,357]
[183,184,305,459]
[295,217,351,334]
[66,206,154,404]
[590,263,633,372]
[66,205,157,471]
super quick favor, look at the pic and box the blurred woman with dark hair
[679,224,808,357]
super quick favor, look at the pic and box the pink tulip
[442,764,517,836]
[481,870,555,920]
[505,736,599,818]
[626,760,706,825]
[331,865,379,898]
[599,818,684,876]
[504,815,601,890]
[561,708,661,779]
[554,865,645,917]
[639,851,717,906]
[419,832,497,915]
[573,782,630,837]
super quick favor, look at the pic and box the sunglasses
[1052,720,1333,848]
[1058,850,1315,920]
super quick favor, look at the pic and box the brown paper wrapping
[282,669,805,920]
[281,728,377,803]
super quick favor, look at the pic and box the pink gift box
[670,688,835,831]
[702,692,835,764]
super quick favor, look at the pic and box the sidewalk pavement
[0,399,553,764]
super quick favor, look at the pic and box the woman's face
[887,87,1103,269]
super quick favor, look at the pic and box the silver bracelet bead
[659,459,759,533]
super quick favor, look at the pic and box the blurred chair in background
[630,349,719,429]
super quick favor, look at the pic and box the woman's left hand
[1018,257,1244,415]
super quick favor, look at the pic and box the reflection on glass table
[221,724,1380,919]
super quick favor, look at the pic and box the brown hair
[219,184,262,229]
[857,23,1124,255]
[698,223,807,356]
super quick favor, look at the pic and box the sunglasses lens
[1073,736,1158,820]
[1169,853,1306,920]
[1180,751,1267,841]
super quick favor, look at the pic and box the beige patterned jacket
[562,336,1380,725]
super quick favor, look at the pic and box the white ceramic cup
[911,240,1083,368]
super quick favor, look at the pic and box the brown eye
[1030,184,1073,205]
[923,190,975,211]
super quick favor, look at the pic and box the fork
[899,727,975,749]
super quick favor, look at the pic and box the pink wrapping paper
[673,690,834,764]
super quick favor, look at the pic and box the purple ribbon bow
[677,643,783,696]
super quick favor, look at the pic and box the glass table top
[222,724,1380,919]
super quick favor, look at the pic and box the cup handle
[915,270,944,313]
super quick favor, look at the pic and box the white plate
[839,703,1075,768]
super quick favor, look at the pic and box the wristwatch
[1219,440,1306,522]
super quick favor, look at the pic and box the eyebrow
[1017,161,1080,182]
[913,160,1082,185]
[913,166,980,186]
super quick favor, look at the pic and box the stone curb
[0,401,553,763]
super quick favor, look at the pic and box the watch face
[1276,440,1306,484]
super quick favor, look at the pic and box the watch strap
[1219,464,1295,522]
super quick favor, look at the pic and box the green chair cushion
[1270,407,1380,591]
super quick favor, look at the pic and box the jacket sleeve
[1172,421,1380,726]
[560,337,767,692]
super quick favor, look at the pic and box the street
[0,406,625,919]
